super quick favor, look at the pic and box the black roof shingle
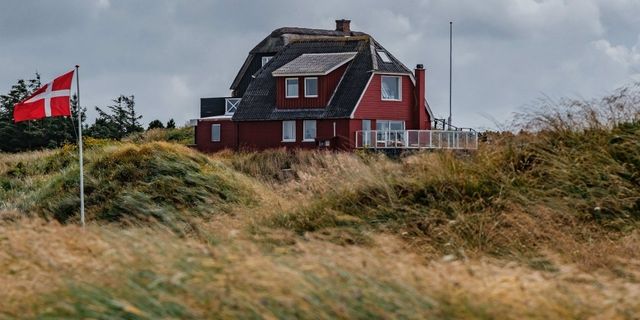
[232,36,413,121]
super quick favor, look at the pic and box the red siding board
[195,119,237,153]
[353,74,418,128]
[275,64,347,109]
[232,119,352,151]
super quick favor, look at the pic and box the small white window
[225,98,240,115]
[304,77,318,98]
[261,56,273,67]
[282,120,296,142]
[381,76,401,101]
[377,51,392,63]
[285,78,299,98]
[303,120,317,141]
[211,124,221,142]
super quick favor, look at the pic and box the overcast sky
[1,0,639,129]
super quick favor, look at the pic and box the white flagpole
[75,65,85,228]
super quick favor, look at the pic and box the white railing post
[429,131,432,148]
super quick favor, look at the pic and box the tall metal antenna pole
[75,65,85,228]
[448,21,453,130]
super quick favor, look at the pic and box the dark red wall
[234,119,352,151]
[275,64,347,109]
[195,119,237,153]
[353,74,418,128]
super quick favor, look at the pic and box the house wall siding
[195,119,237,153]
[353,74,419,129]
[229,119,352,151]
[275,64,347,109]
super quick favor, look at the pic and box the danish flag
[13,70,75,123]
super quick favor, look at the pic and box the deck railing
[355,130,478,150]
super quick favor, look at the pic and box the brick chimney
[415,64,429,130]
[335,19,351,33]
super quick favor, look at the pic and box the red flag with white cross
[13,70,75,123]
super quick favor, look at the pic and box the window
[362,120,372,147]
[377,50,392,63]
[211,124,221,142]
[376,120,405,146]
[381,76,401,101]
[304,77,318,98]
[282,120,296,142]
[303,120,317,141]
[285,78,299,98]
[376,120,405,131]
[225,98,240,115]
[261,56,273,67]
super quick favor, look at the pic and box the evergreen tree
[0,74,86,152]
[147,119,165,130]
[166,118,176,129]
[86,95,143,140]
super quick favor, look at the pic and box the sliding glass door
[376,120,405,147]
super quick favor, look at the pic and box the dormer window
[377,51,392,63]
[261,56,273,67]
[285,78,299,98]
[304,77,318,98]
[381,76,401,101]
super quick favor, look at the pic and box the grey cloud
[1,0,639,129]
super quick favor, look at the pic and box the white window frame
[225,98,240,115]
[282,120,296,142]
[304,77,318,98]
[261,56,273,67]
[285,78,299,98]
[381,75,402,101]
[303,120,317,142]
[211,124,221,142]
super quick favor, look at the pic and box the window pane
[283,121,296,141]
[362,120,372,147]
[286,79,299,98]
[304,120,316,140]
[261,56,272,67]
[381,76,400,100]
[389,121,404,130]
[362,120,371,131]
[305,78,318,97]
[377,51,392,63]
[211,124,221,142]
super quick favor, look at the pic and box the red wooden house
[195,20,476,152]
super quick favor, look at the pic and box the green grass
[1,141,254,232]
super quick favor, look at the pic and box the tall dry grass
[2,84,640,318]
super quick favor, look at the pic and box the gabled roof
[230,27,367,92]
[272,52,357,77]
[232,36,414,121]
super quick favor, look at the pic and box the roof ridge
[270,26,367,36]
[288,35,371,43]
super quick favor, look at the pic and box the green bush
[31,142,253,230]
